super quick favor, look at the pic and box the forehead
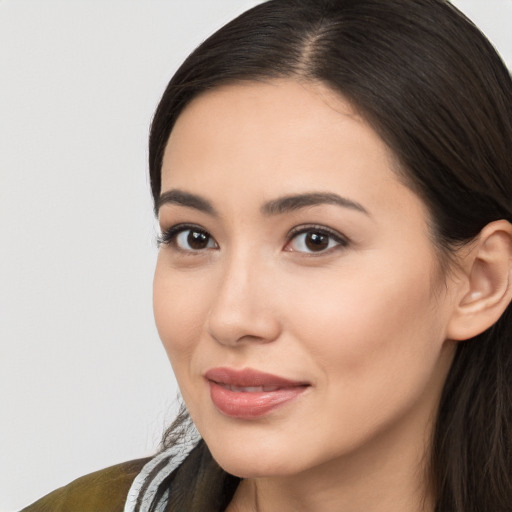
[164,81,389,180]
[170,79,362,139]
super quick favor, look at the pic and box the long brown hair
[149,1,512,510]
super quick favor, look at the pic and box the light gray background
[1,1,510,511]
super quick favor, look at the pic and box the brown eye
[286,227,346,254]
[304,232,329,251]
[175,228,217,251]
[187,230,210,250]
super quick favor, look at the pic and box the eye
[158,224,218,252]
[285,226,347,254]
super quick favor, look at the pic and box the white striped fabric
[123,443,194,512]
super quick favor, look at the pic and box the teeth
[224,385,279,392]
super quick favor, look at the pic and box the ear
[446,220,512,341]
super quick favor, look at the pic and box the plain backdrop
[0,1,510,511]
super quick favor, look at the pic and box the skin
[153,80,462,512]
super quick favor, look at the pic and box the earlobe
[446,220,512,341]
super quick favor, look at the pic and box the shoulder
[21,457,151,512]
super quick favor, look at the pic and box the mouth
[216,384,281,392]
[204,367,310,419]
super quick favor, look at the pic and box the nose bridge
[206,244,280,346]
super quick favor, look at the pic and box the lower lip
[208,381,307,419]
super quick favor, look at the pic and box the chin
[204,437,312,479]
[213,454,296,479]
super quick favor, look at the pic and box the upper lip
[204,367,309,388]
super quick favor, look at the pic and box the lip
[204,367,310,419]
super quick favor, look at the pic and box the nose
[206,252,281,347]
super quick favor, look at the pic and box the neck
[233,458,433,512]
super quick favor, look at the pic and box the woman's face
[153,80,458,479]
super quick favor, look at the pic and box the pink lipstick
[205,367,309,419]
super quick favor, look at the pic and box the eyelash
[157,223,215,251]
[157,223,349,255]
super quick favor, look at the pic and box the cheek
[278,261,449,454]
[153,258,209,370]
[283,254,445,394]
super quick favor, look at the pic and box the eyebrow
[156,189,369,217]
[261,192,369,217]
[156,189,218,216]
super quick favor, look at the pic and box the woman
[23,0,512,511]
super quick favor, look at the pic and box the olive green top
[21,458,150,512]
